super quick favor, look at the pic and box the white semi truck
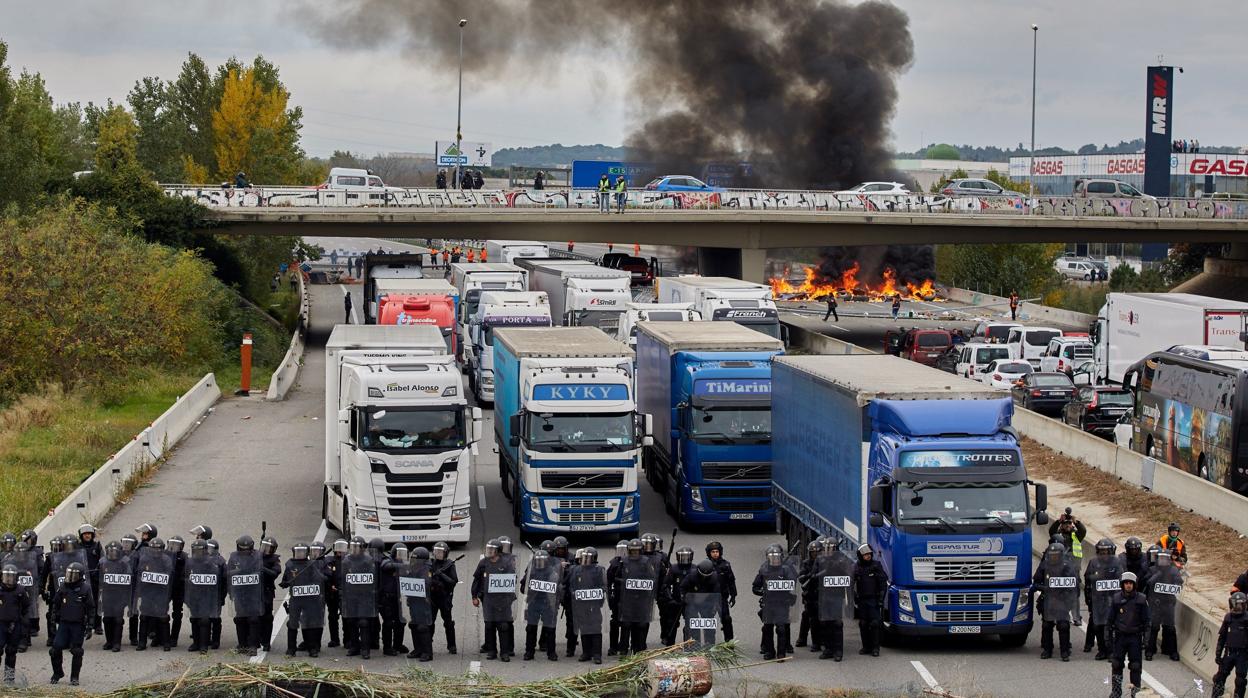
[517,259,632,338]
[449,263,528,366]
[467,291,553,402]
[656,275,782,339]
[484,240,550,265]
[1093,292,1248,383]
[323,325,481,545]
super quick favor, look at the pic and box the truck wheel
[500,464,512,501]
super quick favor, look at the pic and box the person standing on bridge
[567,241,575,253]
[467,248,476,263]
[1009,290,1020,321]
[823,294,839,322]
[343,291,353,323]
[534,170,545,190]
[890,295,901,321]
[480,247,488,263]
[598,174,611,214]
[234,172,249,189]
[442,248,450,267]
[436,169,447,190]
[614,175,628,214]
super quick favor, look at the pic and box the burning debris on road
[770,264,940,302]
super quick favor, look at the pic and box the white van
[1038,337,1093,375]
[1006,326,1064,368]
[955,342,1012,380]
[323,167,389,191]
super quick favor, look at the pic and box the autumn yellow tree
[212,67,301,184]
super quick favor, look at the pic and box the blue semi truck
[493,326,647,537]
[772,354,1049,643]
[636,321,784,527]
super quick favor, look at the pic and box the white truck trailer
[1094,292,1248,383]
[656,275,781,339]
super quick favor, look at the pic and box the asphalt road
[15,259,1199,696]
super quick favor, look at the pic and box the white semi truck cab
[657,275,782,339]
[519,259,632,339]
[618,302,702,348]
[449,263,527,366]
[323,325,482,545]
[468,291,552,402]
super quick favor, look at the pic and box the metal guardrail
[162,184,1248,221]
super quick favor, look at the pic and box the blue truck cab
[772,355,1048,644]
[636,321,785,527]
[493,327,648,536]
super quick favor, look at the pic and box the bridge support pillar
[697,247,767,284]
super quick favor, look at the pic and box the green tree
[0,43,80,206]
[929,168,969,194]
[210,56,308,184]
[925,143,961,160]
[128,76,185,181]
[935,242,1063,297]
[982,168,1029,194]
[169,53,216,180]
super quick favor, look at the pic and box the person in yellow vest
[1048,508,1087,625]
[597,174,611,214]
[614,175,628,214]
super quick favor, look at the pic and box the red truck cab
[377,294,457,354]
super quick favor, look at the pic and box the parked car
[643,175,719,192]
[1073,178,1156,200]
[956,342,1012,380]
[1055,258,1105,281]
[1062,386,1134,437]
[1038,337,1094,374]
[599,253,653,286]
[899,329,953,366]
[982,359,1033,389]
[940,178,1022,197]
[972,321,1022,344]
[934,346,962,374]
[835,181,910,196]
[1011,372,1077,415]
[1005,326,1064,368]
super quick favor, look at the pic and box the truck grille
[704,487,772,512]
[932,593,997,606]
[386,484,443,496]
[387,496,442,507]
[552,499,610,524]
[382,461,458,483]
[701,462,772,482]
[389,507,441,518]
[540,473,625,490]
[912,557,1018,583]
[934,610,996,624]
[389,524,443,531]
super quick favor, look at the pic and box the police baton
[666,527,678,558]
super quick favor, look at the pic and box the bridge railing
[161,184,1248,220]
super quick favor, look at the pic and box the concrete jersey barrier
[34,373,221,539]
[266,272,310,401]
[942,286,1096,329]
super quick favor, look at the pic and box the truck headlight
[623,497,635,514]
[355,508,379,523]
[897,590,913,613]
[442,385,458,397]
[690,486,704,512]
[482,373,494,388]
[529,497,541,516]
[369,458,386,467]
[451,507,470,521]
[1015,592,1030,612]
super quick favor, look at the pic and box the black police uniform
[1108,588,1150,697]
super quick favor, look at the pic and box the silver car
[940,178,1022,197]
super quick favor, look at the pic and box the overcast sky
[3,1,1244,158]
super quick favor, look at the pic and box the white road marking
[1070,622,1176,697]
[250,520,329,664]
[477,485,487,510]
[910,660,944,692]
[337,284,360,324]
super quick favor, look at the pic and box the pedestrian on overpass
[436,169,447,189]
[823,294,839,322]
[343,291,353,323]
[614,175,628,214]
[1009,290,1020,321]
[598,174,611,213]
[480,247,488,263]
[890,295,901,321]
[567,241,575,253]
[467,248,476,263]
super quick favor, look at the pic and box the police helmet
[191,524,213,540]
[627,539,643,559]
[539,540,556,555]
[766,543,784,566]
[19,530,36,547]
[292,542,310,561]
[392,544,409,563]
[77,524,97,542]
[552,536,569,554]
[120,535,138,552]
[533,550,550,569]
[1232,592,1248,614]
[105,541,123,561]
[1156,549,1172,567]
[577,547,598,566]
[1045,542,1066,565]
[615,540,630,558]
[206,539,220,554]
[1120,571,1138,589]
[1095,538,1116,556]
[332,539,349,555]
[309,541,326,560]
[0,565,16,588]
[166,536,185,554]
[236,535,255,552]
[190,540,208,558]
[497,536,513,556]
[0,533,15,553]
[136,522,158,540]
[64,562,85,585]
[1125,537,1143,555]
[641,533,659,553]
[697,559,715,577]
[413,547,430,561]
[348,536,367,556]
[432,542,449,561]
[49,536,65,554]
[857,544,873,559]
[675,547,695,566]
[260,537,278,556]
[485,539,501,557]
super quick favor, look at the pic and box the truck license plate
[570,525,596,532]
[401,535,427,542]
[729,513,755,520]
[948,625,981,634]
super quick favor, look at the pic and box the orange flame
[769,264,940,302]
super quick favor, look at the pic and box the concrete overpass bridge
[172,186,1248,282]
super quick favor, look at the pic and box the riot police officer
[471,539,517,661]
[1109,572,1150,698]
[48,562,92,686]
[430,541,458,655]
[521,549,561,661]
[0,565,30,684]
[796,538,823,651]
[615,539,657,654]
[339,537,377,659]
[281,541,326,657]
[258,536,281,652]
[752,544,798,660]
[98,542,131,652]
[324,539,347,648]
[852,544,887,657]
[76,525,103,634]
[705,542,737,641]
[402,547,435,661]
[659,547,694,646]
[569,548,607,664]
[166,536,187,647]
[1144,549,1183,662]
[227,536,265,655]
[1083,538,1122,660]
[1213,591,1248,698]
[135,537,174,651]
[183,539,225,654]
[1033,542,1079,661]
[378,544,407,656]
[606,540,629,655]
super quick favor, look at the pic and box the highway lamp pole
[1029,23,1038,197]
[456,18,467,190]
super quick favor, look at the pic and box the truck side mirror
[509,414,521,442]
[869,512,884,527]
[337,409,352,447]
[868,482,887,515]
[1036,510,1049,526]
[1033,482,1048,515]
[644,414,653,435]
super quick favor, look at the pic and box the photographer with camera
[1049,507,1089,625]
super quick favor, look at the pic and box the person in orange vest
[567,242,575,253]
[1009,290,1020,321]
[1158,522,1187,567]
[633,243,640,256]
[467,248,476,263]
[480,247,488,262]
[428,248,438,268]
[442,249,450,266]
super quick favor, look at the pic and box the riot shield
[482,556,517,623]
[135,547,174,615]
[339,554,377,619]
[227,551,264,618]
[399,559,432,627]
[284,558,327,629]
[184,556,222,619]
[817,552,855,623]
[683,592,721,648]
[1042,565,1079,623]
[617,556,658,624]
[1147,566,1183,627]
[523,559,562,627]
[570,564,607,636]
[1084,559,1121,626]
[5,550,41,619]
[99,558,133,618]
[758,557,800,625]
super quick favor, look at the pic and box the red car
[899,329,953,366]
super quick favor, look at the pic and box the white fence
[34,373,221,539]
[162,184,1248,220]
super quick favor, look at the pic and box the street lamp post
[455,18,467,190]
[1029,23,1038,197]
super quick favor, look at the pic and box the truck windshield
[690,406,771,443]
[527,412,635,452]
[573,310,623,338]
[360,407,465,452]
[895,481,1028,531]
[737,320,781,340]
